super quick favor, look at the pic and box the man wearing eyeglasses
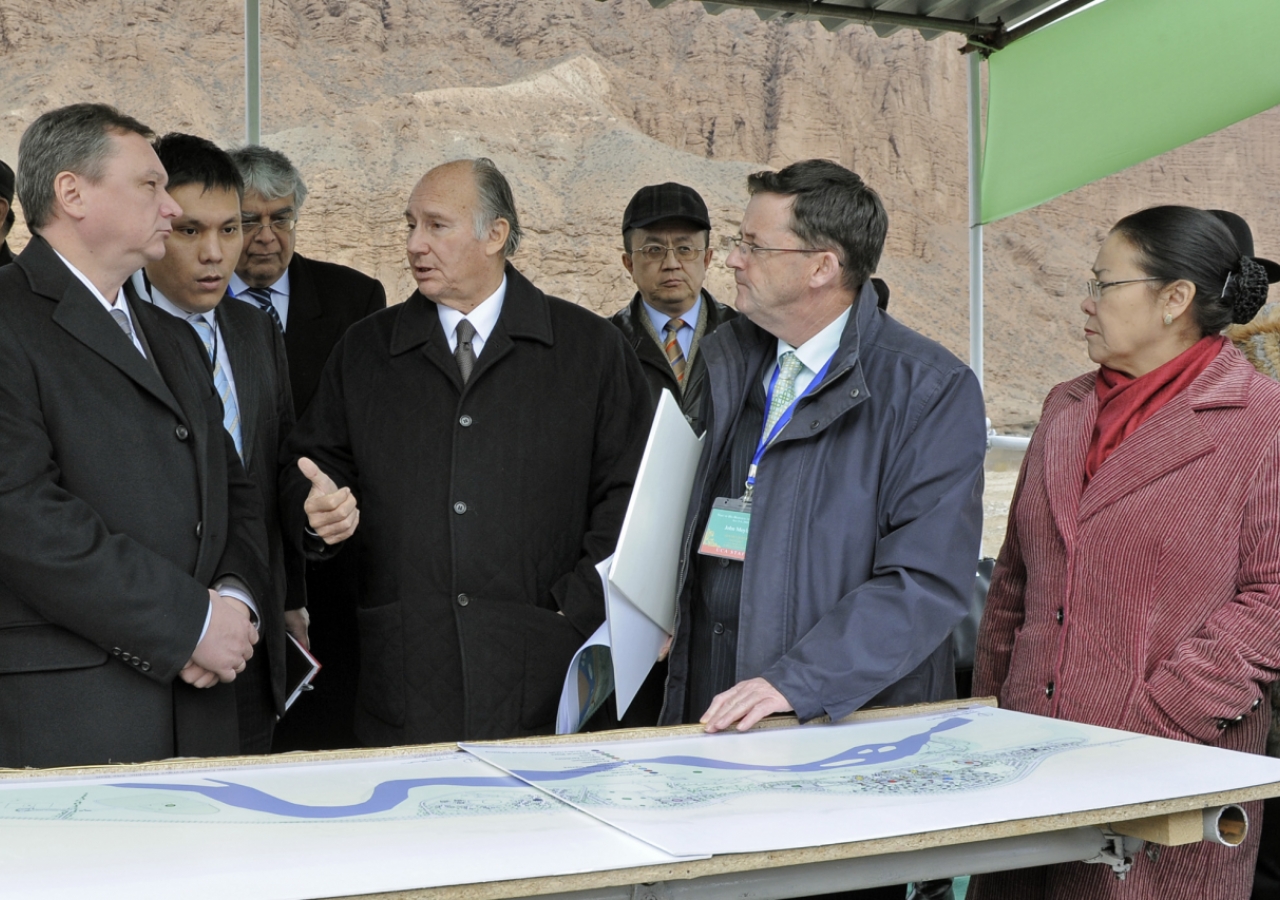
[228,145,386,752]
[610,183,736,437]
[660,162,984,900]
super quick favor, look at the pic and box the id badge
[697,496,752,561]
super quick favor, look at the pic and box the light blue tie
[189,315,243,459]
[763,351,806,438]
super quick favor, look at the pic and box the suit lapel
[217,304,258,469]
[45,265,183,420]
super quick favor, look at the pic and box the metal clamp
[1084,829,1145,880]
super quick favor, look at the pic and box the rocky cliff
[2,0,1276,426]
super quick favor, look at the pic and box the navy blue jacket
[660,281,986,724]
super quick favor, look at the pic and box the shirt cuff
[214,578,260,630]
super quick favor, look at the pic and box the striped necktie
[245,286,284,333]
[663,317,687,384]
[189,315,243,459]
[763,351,806,438]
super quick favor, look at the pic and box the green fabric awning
[980,0,1280,224]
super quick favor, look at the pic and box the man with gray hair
[229,145,386,751]
[280,158,652,746]
[0,103,268,766]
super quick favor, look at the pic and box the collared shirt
[762,305,851,397]
[134,274,243,432]
[229,270,292,331]
[641,292,703,360]
[129,271,258,634]
[55,249,145,356]
[437,276,507,357]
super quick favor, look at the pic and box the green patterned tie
[763,351,805,438]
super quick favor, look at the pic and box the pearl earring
[1163,313,1173,326]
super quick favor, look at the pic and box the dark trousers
[234,645,275,755]
[1254,795,1280,900]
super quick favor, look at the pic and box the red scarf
[1084,335,1224,484]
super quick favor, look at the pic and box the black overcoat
[281,264,652,746]
[0,237,270,766]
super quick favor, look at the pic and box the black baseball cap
[622,182,710,234]
[0,160,13,206]
[1209,209,1280,284]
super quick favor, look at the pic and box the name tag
[697,497,752,561]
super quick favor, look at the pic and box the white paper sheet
[556,392,703,731]
[467,705,1280,858]
[0,751,694,900]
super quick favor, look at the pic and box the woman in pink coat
[970,206,1279,900]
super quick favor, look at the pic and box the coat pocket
[0,624,108,674]
[356,603,406,727]
[518,607,586,731]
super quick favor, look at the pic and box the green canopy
[980,0,1280,224]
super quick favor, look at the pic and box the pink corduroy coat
[970,342,1280,900]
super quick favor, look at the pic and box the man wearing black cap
[610,183,736,436]
[0,159,16,266]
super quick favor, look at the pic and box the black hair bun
[1229,256,1271,324]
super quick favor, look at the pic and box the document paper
[557,390,703,732]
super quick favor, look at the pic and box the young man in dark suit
[134,133,306,755]
[228,145,386,750]
[0,104,267,767]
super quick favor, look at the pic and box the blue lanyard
[743,355,834,499]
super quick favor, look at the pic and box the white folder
[557,390,703,732]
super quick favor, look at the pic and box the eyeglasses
[241,216,297,237]
[720,235,837,262]
[1085,277,1163,300]
[631,244,708,262]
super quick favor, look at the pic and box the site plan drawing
[4,705,1280,899]
[0,750,693,900]
[463,705,1280,856]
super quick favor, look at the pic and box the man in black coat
[0,159,16,266]
[281,158,652,746]
[228,145,386,750]
[610,182,736,438]
[0,104,267,767]
[135,133,305,755]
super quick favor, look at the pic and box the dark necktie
[455,319,477,384]
[245,286,284,333]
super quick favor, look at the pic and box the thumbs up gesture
[299,456,360,545]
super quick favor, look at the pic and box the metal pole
[245,0,261,145]
[967,51,984,391]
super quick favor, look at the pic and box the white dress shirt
[763,305,851,397]
[55,250,145,356]
[229,270,292,331]
[437,276,507,357]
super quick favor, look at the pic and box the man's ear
[621,251,635,277]
[808,250,842,290]
[485,217,511,258]
[51,170,89,223]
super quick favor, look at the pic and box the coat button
[459,415,473,427]
[712,622,725,635]
[1045,682,1055,699]
[195,521,203,538]
[850,388,860,398]
[457,593,470,607]
[140,661,151,672]
[1055,608,1064,624]
[810,420,820,429]
[174,425,190,441]
[111,647,122,657]
[453,501,467,514]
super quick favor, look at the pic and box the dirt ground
[981,442,1025,560]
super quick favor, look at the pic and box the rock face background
[2,0,1277,427]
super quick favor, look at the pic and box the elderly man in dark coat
[281,158,652,746]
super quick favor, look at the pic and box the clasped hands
[180,590,259,688]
